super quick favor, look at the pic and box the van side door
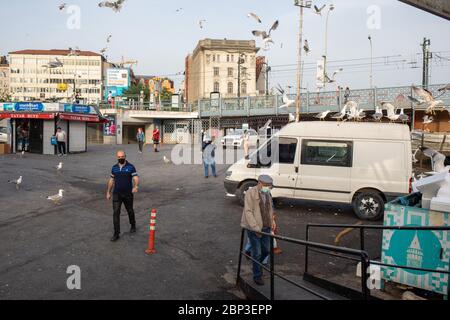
[255,137,299,198]
[297,139,353,203]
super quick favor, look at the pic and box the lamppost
[323,4,335,90]
[294,0,312,122]
[368,35,373,89]
[262,61,271,96]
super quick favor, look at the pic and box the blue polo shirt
[111,161,138,194]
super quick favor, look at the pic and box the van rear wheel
[237,181,258,206]
[352,191,384,221]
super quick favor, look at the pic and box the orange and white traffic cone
[145,209,157,254]
[273,214,282,254]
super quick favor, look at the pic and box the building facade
[8,49,104,104]
[186,39,260,103]
[0,56,9,101]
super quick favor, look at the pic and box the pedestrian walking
[202,136,217,178]
[55,127,67,156]
[152,127,160,152]
[136,128,145,154]
[344,87,350,104]
[106,150,139,242]
[243,129,250,160]
[241,175,275,286]
[16,125,23,152]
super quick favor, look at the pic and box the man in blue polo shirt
[107,150,139,242]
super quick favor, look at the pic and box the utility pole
[368,35,373,89]
[323,4,335,90]
[265,62,271,96]
[421,38,432,89]
[237,52,241,107]
[294,0,310,122]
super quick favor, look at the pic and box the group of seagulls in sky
[7,162,64,204]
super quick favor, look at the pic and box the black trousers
[57,141,66,155]
[113,193,136,235]
[138,141,144,152]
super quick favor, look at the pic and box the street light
[368,35,373,89]
[323,4,335,90]
[294,0,312,122]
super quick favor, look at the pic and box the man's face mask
[261,186,271,193]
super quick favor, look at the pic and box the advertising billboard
[107,69,130,88]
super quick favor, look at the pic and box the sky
[0,0,449,91]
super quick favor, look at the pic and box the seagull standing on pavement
[47,190,64,205]
[8,176,22,190]
[56,162,63,173]
[163,156,172,164]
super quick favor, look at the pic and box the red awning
[0,112,55,119]
[58,113,100,122]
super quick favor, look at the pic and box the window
[227,82,233,94]
[277,138,298,164]
[241,67,247,77]
[212,55,216,62]
[301,140,353,167]
[241,82,247,95]
[214,81,220,92]
[214,67,219,77]
[228,68,233,77]
[217,54,220,63]
[227,55,230,62]
[231,55,234,62]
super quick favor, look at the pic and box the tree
[123,83,150,101]
[159,87,172,102]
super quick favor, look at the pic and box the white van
[224,121,412,220]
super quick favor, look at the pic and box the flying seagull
[411,86,444,115]
[423,115,434,125]
[438,84,450,92]
[8,176,22,190]
[247,12,262,23]
[100,47,108,55]
[98,0,126,13]
[106,35,112,43]
[59,3,67,11]
[68,47,79,56]
[314,4,326,15]
[276,84,295,109]
[252,20,279,45]
[175,8,183,13]
[47,189,64,205]
[199,19,207,29]
[43,58,63,69]
[303,39,310,55]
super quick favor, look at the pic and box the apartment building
[0,56,9,100]
[185,39,260,103]
[8,49,104,103]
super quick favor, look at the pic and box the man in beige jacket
[241,175,274,286]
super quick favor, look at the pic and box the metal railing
[305,224,450,299]
[198,83,450,118]
[237,227,371,300]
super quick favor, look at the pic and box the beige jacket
[241,186,274,232]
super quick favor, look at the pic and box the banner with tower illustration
[381,203,450,296]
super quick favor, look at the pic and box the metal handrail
[305,223,450,298]
[237,227,371,300]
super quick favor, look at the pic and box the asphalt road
[0,144,381,300]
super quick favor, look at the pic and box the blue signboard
[1,103,14,111]
[14,102,44,112]
[105,86,126,100]
[63,104,92,114]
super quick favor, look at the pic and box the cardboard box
[0,143,11,154]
